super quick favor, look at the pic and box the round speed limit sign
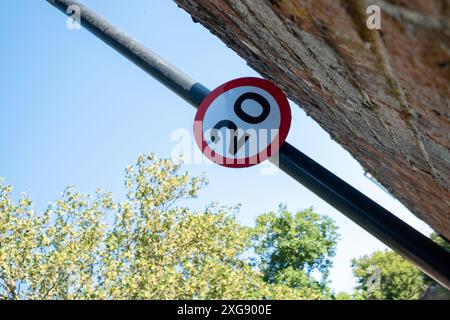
[194,77,291,168]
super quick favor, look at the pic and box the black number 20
[210,92,270,155]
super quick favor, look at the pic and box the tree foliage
[252,206,339,297]
[0,154,339,300]
[351,250,426,300]
[3,153,448,300]
[348,234,450,300]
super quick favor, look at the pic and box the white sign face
[194,77,291,168]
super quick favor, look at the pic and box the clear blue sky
[0,0,432,293]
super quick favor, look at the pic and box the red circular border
[194,77,291,168]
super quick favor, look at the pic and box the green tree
[334,292,353,300]
[350,234,450,300]
[351,250,426,300]
[252,206,339,297]
[0,154,338,300]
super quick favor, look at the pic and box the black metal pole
[47,0,209,107]
[47,0,450,289]
[279,143,450,289]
